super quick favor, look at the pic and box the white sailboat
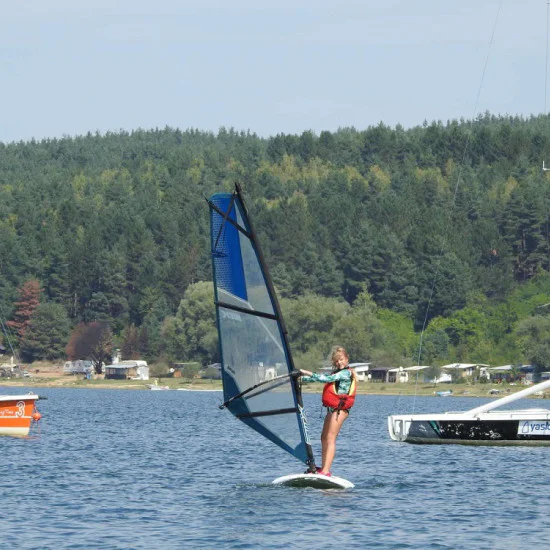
[389,379,550,445]
[389,2,550,448]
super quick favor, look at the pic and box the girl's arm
[301,369,351,383]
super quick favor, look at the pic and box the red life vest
[321,368,356,411]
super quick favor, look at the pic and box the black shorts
[327,407,350,415]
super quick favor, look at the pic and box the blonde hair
[331,346,348,364]
[331,346,356,380]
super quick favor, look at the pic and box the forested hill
[2,114,550,369]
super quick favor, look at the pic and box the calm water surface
[2,387,550,549]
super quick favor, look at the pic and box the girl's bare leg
[320,410,348,473]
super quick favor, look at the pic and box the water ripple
[2,389,550,548]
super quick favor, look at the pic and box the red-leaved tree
[7,280,43,341]
[66,322,113,374]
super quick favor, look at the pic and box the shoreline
[0,376,540,399]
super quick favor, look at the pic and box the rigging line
[0,302,19,363]
[413,0,503,409]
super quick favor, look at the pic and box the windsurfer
[299,346,356,476]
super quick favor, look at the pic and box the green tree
[415,252,472,328]
[169,281,217,364]
[377,309,417,361]
[515,316,550,373]
[281,294,348,355]
[20,302,71,361]
[330,290,385,362]
[120,324,140,359]
[419,328,450,366]
[502,182,550,281]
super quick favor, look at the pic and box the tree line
[1,114,550,372]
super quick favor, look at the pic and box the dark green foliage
[515,316,550,373]
[1,116,550,367]
[20,302,71,361]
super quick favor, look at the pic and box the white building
[104,360,149,380]
[349,362,371,381]
[441,363,490,380]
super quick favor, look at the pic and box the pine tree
[20,302,71,361]
[6,280,42,341]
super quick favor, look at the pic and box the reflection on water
[1,388,550,549]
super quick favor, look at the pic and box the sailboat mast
[466,378,550,416]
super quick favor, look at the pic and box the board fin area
[272,473,354,489]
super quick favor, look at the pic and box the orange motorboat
[0,394,41,436]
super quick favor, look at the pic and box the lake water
[3,387,550,549]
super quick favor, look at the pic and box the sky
[1,0,549,143]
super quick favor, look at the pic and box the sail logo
[221,310,242,322]
[298,405,312,444]
[518,420,550,435]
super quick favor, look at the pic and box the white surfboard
[272,473,354,489]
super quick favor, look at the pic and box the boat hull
[0,394,40,437]
[388,409,550,446]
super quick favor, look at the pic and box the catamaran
[208,185,353,489]
[388,378,550,445]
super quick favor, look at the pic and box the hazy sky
[1,0,548,143]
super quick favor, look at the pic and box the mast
[466,378,550,416]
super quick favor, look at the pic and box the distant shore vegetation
[1,116,550,373]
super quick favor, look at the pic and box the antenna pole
[544,1,550,170]
[546,1,550,115]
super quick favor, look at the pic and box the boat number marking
[0,401,25,417]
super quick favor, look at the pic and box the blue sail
[209,187,315,468]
